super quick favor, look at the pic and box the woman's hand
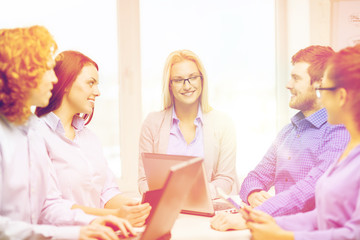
[210,212,247,231]
[114,202,151,227]
[80,215,136,239]
[245,206,294,240]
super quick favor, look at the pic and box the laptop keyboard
[213,200,234,211]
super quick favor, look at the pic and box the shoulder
[142,109,170,128]
[204,109,234,126]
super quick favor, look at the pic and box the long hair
[162,49,212,113]
[35,50,98,125]
[291,45,335,84]
[0,25,57,124]
[326,44,360,128]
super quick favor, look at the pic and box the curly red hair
[0,25,57,124]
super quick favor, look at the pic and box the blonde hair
[162,49,212,113]
[0,25,57,124]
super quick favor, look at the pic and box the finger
[255,194,268,203]
[260,191,272,199]
[122,219,137,236]
[90,225,117,240]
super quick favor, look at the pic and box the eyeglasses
[315,86,338,98]
[171,75,202,87]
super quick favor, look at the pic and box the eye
[172,79,184,83]
[88,80,95,86]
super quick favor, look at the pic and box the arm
[38,154,96,226]
[255,126,349,216]
[209,113,237,198]
[239,126,289,203]
[138,114,156,194]
[275,209,318,231]
[0,216,81,240]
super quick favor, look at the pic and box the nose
[183,79,191,89]
[93,85,101,97]
[49,70,58,85]
[285,78,293,90]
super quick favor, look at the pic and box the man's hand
[248,191,272,208]
[210,212,247,231]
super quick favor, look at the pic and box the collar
[171,104,204,125]
[291,108,327,129]
[41,112,85,135]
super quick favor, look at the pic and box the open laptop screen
[142,152,216,217]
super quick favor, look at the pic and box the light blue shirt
[167,105,204,158]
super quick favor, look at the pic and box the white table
[170,213,251,240]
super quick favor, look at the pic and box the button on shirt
[276,144,360,239]
[240,108,350,216]
[39,112,121,208]
[167,106,204,158]
[0,115,94,239]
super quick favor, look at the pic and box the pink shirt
[276,144,360,239]
[39,112,121,208]
[167,106,204,157]
[0,115,95,239]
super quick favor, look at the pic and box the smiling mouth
[181,90,195,96]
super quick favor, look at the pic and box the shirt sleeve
[239,126,289,203]
[275,209,318,231]
[255,125,349,216]
[138,114,155,195]
[100,157,122,208]
[209,113,237,198]
[293,185,360,240]
[39,155,96,226]
[0,216,80,240]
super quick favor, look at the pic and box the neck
[345,120,360,148]
[53,105,75,133]
[302,100,322,117]
[174,102,199,122]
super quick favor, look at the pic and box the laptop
[119,157,203,240]
[142,152,234,217]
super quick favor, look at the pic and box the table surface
[170,213,251,240]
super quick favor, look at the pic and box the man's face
[286,62,319,114]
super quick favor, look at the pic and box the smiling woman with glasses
[242,44,360,240]
[138,49,238,199]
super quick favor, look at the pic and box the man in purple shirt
[211,45,350,231]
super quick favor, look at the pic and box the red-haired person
[242,44,360,240]
[0,26,135,239]
[35,50,151,227]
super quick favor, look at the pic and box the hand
[90,215,136,238]
[210,212,247,231]
[115,203,152,227]
[245,207,294,240]
[247,191,272,208]
[79,224,120,240]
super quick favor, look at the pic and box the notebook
[142,152,234,217]
[119,157,203,240]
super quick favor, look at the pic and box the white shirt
[0,115,95,239]
[39,112,121,208]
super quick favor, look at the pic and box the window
[140,0,277,179]
[1,0,121,177]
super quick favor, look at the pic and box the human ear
[337,88,347,108]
